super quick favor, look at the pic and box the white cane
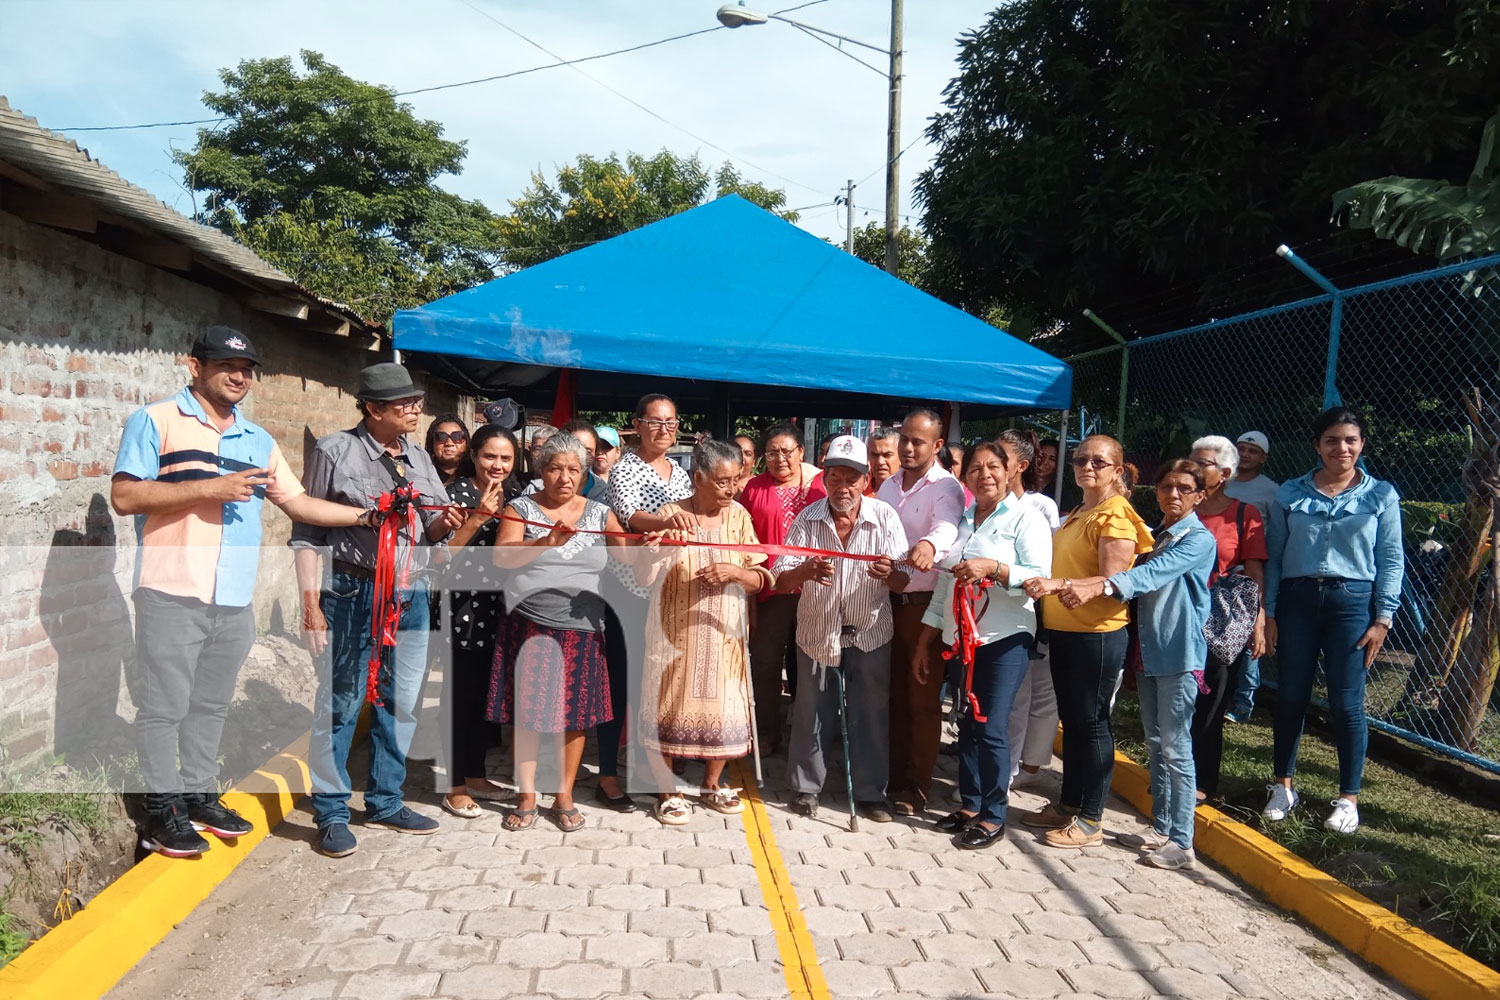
[743,582,763,785]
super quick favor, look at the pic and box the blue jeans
[310,571,431,827]
[1138,671,1199,849]
[958,633,1032,825]
[1272,577,1373,795]
[1230,656,1260,718]
[1048,628,1128,822]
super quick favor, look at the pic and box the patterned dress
[641,502,767,759]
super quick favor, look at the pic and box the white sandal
[441,794,483,819]
[700,786,745,815]
[655,795,692,826]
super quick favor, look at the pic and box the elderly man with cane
[775,436,910,824]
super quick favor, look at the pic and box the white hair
[1191,435,1239,477]
[536,430,588,470]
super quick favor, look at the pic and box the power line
[51,25,727,133]
[457,0,826,196]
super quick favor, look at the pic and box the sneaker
[1323,798,1360,833]
[1009,768,1044,791]
[1043,817,1104,849]
[366,806,439,835]
[1116,829,1170,851]
[1262,784,1300,822]
[1020,803,1073,829]
[1143,842,1196,870]
[1223,711,1248,724]
[790,792,819,818]
[141,800,211,858]
[187,793,253,839]
[318,823,358,858]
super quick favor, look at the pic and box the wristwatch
[1102,580,1118,598]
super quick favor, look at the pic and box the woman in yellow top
[1021,435,1152,848]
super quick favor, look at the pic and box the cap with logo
[191,325,261,366]
[483,398,522,430]
[357,363,424,402]
[822,435,869,476]
[596,426,621,450]
[1236,430,1270,454]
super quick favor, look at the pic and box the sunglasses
[432,430,467,444]
[1070,456,1115,470]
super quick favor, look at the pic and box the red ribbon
[941,579,994,722]
[367,484,421,707]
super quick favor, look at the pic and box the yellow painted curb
[733,759,830,1000]
[1067,727,1500,1000]
[0,731,313,1000]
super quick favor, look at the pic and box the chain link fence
[1064,253,1500,774]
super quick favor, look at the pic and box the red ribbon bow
[941,578,994,722]
[367,485,421,707]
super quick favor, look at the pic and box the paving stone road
[105,727,1413,1000]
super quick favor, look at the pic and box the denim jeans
[1048,628,1128,822]
[310,571,431,827]
[1272,577,1373,795]
[1230,656,1260,718]
[958,633,1032,825]
[1138,670,1200,849]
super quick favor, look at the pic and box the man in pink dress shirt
[876,409,966,815]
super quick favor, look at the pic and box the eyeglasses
[765,447,801,460]
[1156,483,1201,495]
[432,430,467,444]
[1070,456,1114,469]
[638,418,680,431]
[383,396,424,412]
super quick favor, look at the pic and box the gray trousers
[785,643,890,801]
[133,588,255,804]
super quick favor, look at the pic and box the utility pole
[844,179,855,253]
[883,0,903,276]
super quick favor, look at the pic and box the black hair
[959,440,1008,481]
[818,432,839,449]
[469,423,522,499]
[1038,438,1059,451]
[937,442,957,474]
[904,408,943,428]
[1312,406,1366,441]
[560,417,598,447]
[761,423,802,451]
[632,393,675,421]
[996,428,1042,492]
[425,414,473,480]
[1157,458,1206,492]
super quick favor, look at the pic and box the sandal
[442,794,483,819]
[551,806,586,832]
[654,795,692,826]
[700,786,744,815]
[503,807,539,832]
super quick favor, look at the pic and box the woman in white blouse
[912,442,1052,850]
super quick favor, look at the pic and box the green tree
[498,151,795,270]
[849,221,931,289]
[176,50,501,321]
[917,1,1500,336]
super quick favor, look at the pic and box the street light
[716,1,904,277]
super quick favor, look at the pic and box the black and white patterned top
[447,477,509,651]
[607,450,693,525]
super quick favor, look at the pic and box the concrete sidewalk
[105,733,1412,1000]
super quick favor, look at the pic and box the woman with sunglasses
[425,415,472,488]
[1052,460,1217,870]
[1021,435,1152,848]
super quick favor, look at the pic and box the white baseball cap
[1237,430,1270,454]
[822,435,869,475]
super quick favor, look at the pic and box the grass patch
[1112,689,1500,971]
[0,908,27,969]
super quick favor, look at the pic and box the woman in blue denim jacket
[1262,407,1403,834]
[1058,460,1217,870]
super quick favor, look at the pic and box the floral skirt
[487,612,611,734]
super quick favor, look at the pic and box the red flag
[552,369,576,426]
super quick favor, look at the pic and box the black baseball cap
[191,326,261,366]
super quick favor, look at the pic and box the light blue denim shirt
[922,496,1053,645]
[1264,471,1404,619]
[1108,512,1216,677]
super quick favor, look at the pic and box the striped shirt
[113,386,304,606]
[775,497,910,663]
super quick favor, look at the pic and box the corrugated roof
[0,96,378,333]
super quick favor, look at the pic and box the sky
[1,0,999,247]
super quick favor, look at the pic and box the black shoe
[141,799,211,858]
[935,810,977,833]
[857,801,893,824]
[957,821,1005,850]
[187,793,253,839]
[593,785,637,813]
[790,792,819,817]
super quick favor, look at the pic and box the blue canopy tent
[393,195,1070,423]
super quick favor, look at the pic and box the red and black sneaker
[187,793,253,839]
[141,799,211,858]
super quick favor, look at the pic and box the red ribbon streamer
[941,579,994,722]
[367,485,421,707]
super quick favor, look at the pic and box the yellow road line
[733,759,830,1000]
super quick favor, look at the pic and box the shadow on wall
[42,492,135,772]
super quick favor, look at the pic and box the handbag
[1203,501,1261,667]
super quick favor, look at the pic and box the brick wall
[0,208,469,775]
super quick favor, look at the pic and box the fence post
[1083,309,1129,443]
[1276,244,1344,408]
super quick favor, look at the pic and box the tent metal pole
[1054,409,1070,500]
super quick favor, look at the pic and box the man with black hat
[111,326,377,859]
[291,362,462,858]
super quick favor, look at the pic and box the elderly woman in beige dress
[641,438,774,826]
